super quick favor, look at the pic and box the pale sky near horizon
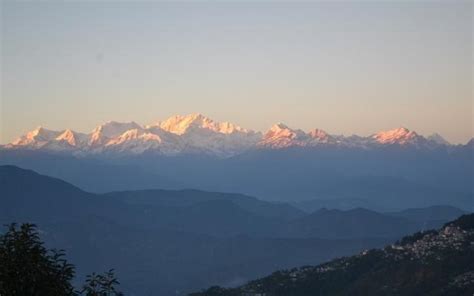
[1,1,472,144]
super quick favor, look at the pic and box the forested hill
[191,214,474,296]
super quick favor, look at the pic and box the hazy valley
[1,165,471,295]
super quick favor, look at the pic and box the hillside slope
[191,214,474,296]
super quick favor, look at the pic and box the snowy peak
[8,127,89,150]
[267,123,292,134]
[466,138,474,148]
[55,129,88,147]
[4,115,260,157]
[158,113,251,135]
[260,124,308,148]
[4,115,455,156]
[427,133,450,146]
[372,127,422,145]
[91,121,142,137]
[218,121,246,134]
[56,129,76,145]
[102,128,174,154]
[11,127,61,147]
[308,128,328,139]
[265,123,307,138]
[260,125,336,148]
[90,121,142,146]
[158,113,205,135]
[155,113,260,156]
[308,129,333,143]
[106,129,154,146]
[25,126,59,141]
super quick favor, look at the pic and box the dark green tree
[0,223,76,296]
[80,269,123,296]
[0,223,123,296]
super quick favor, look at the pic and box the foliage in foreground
[0,223,122,296]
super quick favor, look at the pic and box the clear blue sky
[1,1,472,144]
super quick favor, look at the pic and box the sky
[1,1,472,144]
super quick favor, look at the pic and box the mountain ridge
[3,113,470,157]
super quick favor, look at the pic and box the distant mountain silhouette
[0,165,470,295]
[107,189,304,221]
[281,208,422,239]
[387,205,467,226]
[0,150,182,192]
[0,165,96,221]
[1,146,472,211]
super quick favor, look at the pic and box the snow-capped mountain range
[2,113,462,157]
